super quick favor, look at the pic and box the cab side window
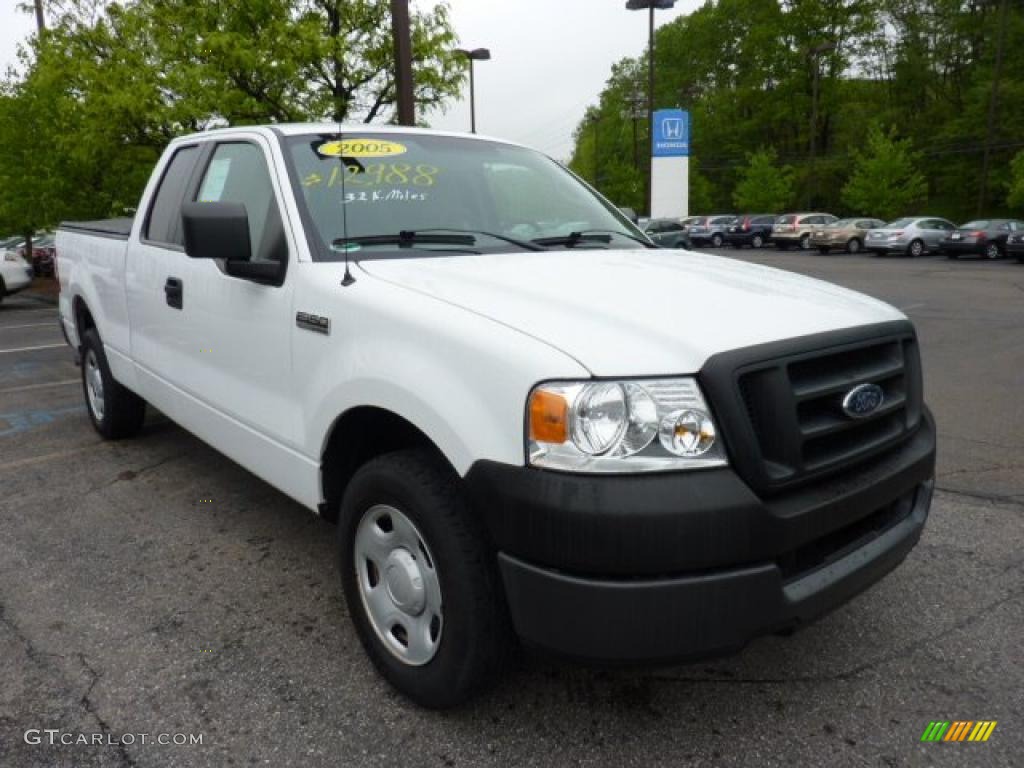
[146,146,200,246]
[196,143,288,264]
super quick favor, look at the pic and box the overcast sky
[1,0,700,160]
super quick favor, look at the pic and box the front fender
[295,267,589,478]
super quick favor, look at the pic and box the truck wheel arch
[320,406,455,522]
[72,295,96,348]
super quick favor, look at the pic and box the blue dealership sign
[652,109,690,157]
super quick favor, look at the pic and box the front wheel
[985,243,1002,260]
[847,238,862,255]
[908,239,925,258]
[711,233,724,248]
[751,234,764,249]
[799,234,811,251]
[80,329,146,439]
[338,450,513,709]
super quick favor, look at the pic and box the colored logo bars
[921,721,997,742]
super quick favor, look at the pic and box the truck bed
[59,218,134,240]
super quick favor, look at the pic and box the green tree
[688,157,715,214]
[841,125,927,219]
[0,0,466,240]
[732,148,794,212]
[1008,151,1024,211]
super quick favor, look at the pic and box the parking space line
[0,323,58,331]
[0,344,66,354]
[0,379,79,395]
[0,444,100,472]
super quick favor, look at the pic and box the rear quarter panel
[57,230,132,381]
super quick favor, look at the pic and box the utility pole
[978,0,1009,215]
[390,0,415,126]
[33,0,46,32]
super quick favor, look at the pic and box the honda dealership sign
[651,108,690,218]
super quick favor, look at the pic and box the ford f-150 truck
[57,124,936,709]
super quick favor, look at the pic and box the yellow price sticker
[318,139,408,159]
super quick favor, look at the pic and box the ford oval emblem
[842,383,885,419]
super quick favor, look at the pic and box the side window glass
[146,146,199,246]
[196,143,287,264]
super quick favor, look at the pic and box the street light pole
[806,41,836,208]
[390,0,415,126]
[626,0,676,218]
[978,0,1009,215]
[455,48,492,134]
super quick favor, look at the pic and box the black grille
[701,322,923,495]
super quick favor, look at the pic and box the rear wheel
[751,234,764,249]
[338,449,513,709]
[984,243,1002,260]
[711,233,724,248]
[799,234,811,251]
[908,239,925,258]
[80,329,146,439]
[846,238,862,255]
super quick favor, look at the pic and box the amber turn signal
[528,389,568,444]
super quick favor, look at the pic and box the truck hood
[359,249,905,375]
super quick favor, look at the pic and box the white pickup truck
[57,124,936,708]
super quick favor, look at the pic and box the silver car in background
[865,217,957,257]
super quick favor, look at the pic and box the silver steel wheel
[85,349,105,422]
[909,240,924,257]
[752,234,764,249]
[354,504,443,666]
[985,243,1001,260]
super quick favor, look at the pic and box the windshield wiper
[333,231,479,250]
[531,229,653,249]
[415,228,547,252]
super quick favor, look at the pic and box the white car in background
[0,240,34,304]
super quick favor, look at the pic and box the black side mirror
[182,202,252,262]
[619,207,639,224]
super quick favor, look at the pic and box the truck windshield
[285,133,645,260]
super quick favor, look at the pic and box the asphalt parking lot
[1,251,1022,768]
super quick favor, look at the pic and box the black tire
[984,243,1002,260]
[751,234,764,249]
[338,449,513,709]
[711,233,724,248]
[908,239,925,258]
[80,328,146,439]
[847,238,862,255]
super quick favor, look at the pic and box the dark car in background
[20,233,56,276]
[724,214,776,249]
[809,218,887,255]
[941,219,1024,260]
[688,215,738,247]
[1008,231,1024,262]
[641,218,692,249]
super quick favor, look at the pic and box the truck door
[127,136,302,450]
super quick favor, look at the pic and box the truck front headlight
[527,378,727,473]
